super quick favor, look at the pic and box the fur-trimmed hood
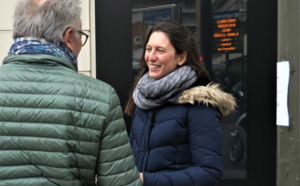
[175,83,236,117]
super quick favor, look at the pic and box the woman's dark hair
[125,20,211,115]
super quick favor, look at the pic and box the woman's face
[144,31,186,80]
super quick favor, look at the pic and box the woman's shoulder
[175,83,236,117]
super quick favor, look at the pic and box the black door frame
[95,0,133,131]
[219,0,277,185]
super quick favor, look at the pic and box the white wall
[0,0,95,77]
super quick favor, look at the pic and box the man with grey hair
[0,0,142,185]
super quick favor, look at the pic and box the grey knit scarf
[133,66,197,110]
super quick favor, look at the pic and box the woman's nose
[148,51,157,61]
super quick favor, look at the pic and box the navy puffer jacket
[130,84,236,186]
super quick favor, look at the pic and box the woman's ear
[177,51,187,66]
[63,28,75,52]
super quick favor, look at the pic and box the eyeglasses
[76,30,89,46]
[63,27,89,46]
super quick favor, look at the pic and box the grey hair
[13,0,82,44]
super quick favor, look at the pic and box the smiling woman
[125,20,236,186]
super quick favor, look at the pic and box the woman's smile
[145,31,185,80]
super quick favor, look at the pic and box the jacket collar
[3,54,77,72]
[175,83,236,117]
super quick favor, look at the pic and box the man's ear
[177,51,187,66]
[63,28,75,51]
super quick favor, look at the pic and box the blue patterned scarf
[8,37,78,70]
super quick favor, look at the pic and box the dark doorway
[94,0,277,185]
[95,0,133,131]
[219,0,277,185]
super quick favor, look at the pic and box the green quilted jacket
[0,54,142,186]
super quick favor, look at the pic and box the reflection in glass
[211,1,247,179]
